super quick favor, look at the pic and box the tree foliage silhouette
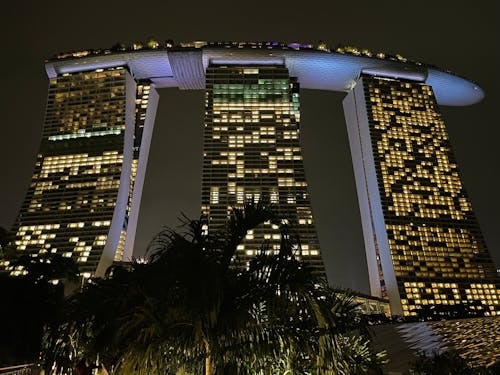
[45,203,385,374]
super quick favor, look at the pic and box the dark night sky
[1,1,498,293]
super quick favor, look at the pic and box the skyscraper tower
[2,41,498,318]
[4,67,158,277]
[344,72,500,316]
[202,65,324,273]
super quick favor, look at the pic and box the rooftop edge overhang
[44,48,485,106]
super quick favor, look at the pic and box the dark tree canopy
[44,203,386,374]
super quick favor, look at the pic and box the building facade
[3,67,158,277]
[344,73,500,316]
[202,65,323,273]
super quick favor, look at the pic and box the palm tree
[46,202,385,374]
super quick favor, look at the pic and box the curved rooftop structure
[45,41,484,106]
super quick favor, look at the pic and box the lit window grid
[387,224,487,279]
[9,68,132,274]
[363,75,500,315]
[12,149,123,272]
[401,281,499,315]
[114,229,127,262]
[202,65,324,274]
[44,68,127,139]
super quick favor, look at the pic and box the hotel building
[202,64,323,273]
[4,67,158,277]
[2,41,498,317]
[344,73,499,316]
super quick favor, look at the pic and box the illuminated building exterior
[202,65,323,273]
[344,73,500,316]
[3,68,158,277]
[2,41,498,317]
